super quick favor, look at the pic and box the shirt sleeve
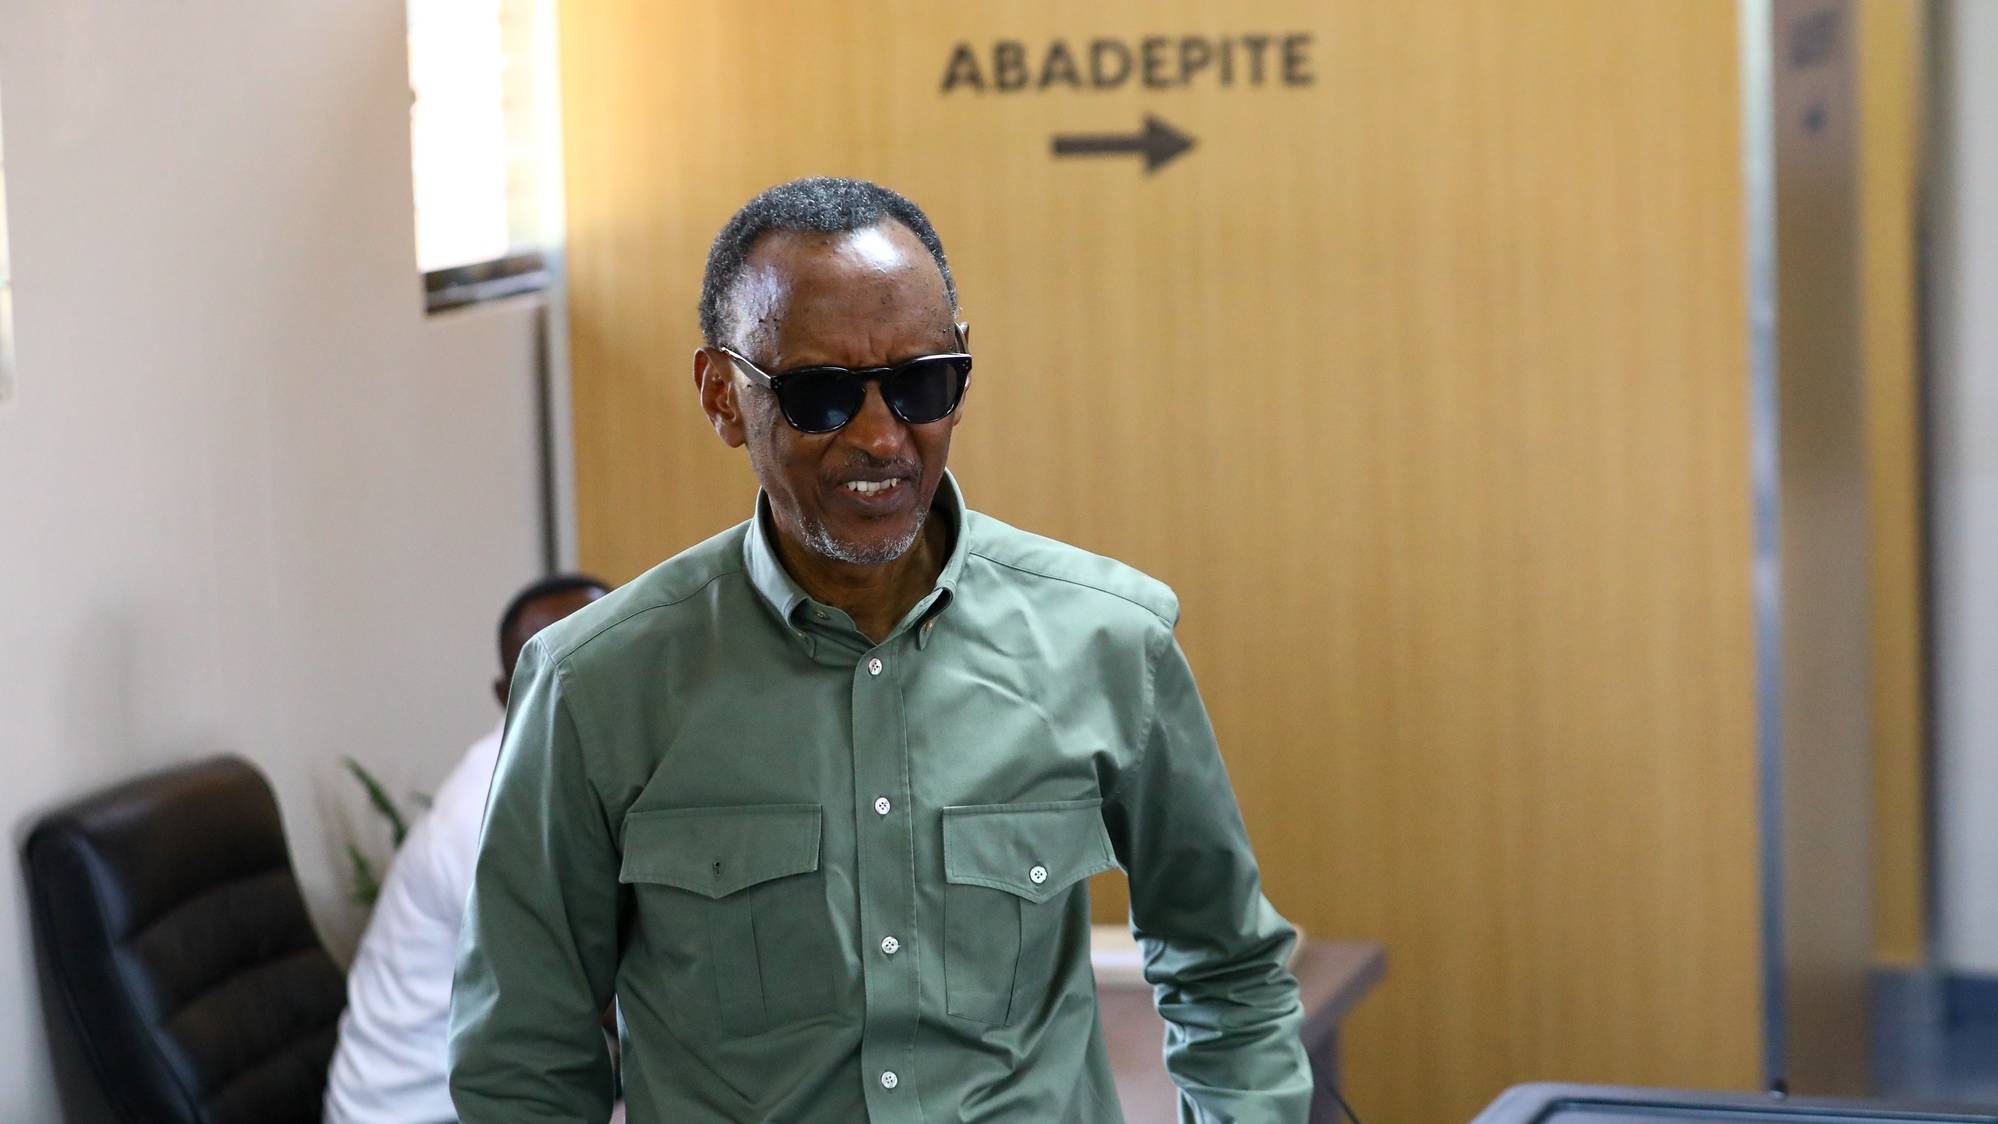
[449,637,623,1122]
[1103,624,1314,1123]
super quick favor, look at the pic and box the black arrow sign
[1051,114,1195,174]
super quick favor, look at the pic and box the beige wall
[0,1,548,1118]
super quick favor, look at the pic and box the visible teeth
[844,478,901,495]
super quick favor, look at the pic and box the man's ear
[694,347,749,448]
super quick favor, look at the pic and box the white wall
[1933,0,1998,973]
[0,0,548,1118]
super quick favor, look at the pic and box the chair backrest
[24,756,347,1124]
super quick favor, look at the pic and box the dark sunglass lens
[777,372,864,433]
[885,357,969,424]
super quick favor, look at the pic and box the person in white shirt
[325,574,608,1124]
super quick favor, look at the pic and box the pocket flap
[619,803,822,899]
[941,798,1116,904]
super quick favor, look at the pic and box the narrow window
[408,0,560,312]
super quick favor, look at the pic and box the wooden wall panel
[1857,0,1929,968]
[561,2,1762,1119]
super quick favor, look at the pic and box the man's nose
[839,380,906,457]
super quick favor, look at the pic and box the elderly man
[450,178,1310,1122]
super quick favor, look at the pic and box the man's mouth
[841,477,905,496]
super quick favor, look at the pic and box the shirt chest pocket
[619,803,837,1037]
[941,798,1119,1026]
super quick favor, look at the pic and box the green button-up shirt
[449,473,1310,1122]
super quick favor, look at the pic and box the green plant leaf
[343,755,409,848]
[345,841,380,907]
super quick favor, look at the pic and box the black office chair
[24,756,347,1124]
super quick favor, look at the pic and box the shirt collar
[741,469,970,631]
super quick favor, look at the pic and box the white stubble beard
[801,504,928,565]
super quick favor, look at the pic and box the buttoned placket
[851,627,921,1121]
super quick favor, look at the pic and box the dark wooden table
[1097,940,1386,1122]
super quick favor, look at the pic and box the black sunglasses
[717,333,973,434]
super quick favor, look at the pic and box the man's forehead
[742,224,940,301]
[731,223,953,359]
[828,225,908,272]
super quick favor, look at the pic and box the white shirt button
[867,657,884,676]
[880,1071,899,1090]
[1029,864,1049,885]
[874,796,892,816]
[880,935,901,955]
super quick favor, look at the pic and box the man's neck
[773,510,951,645]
